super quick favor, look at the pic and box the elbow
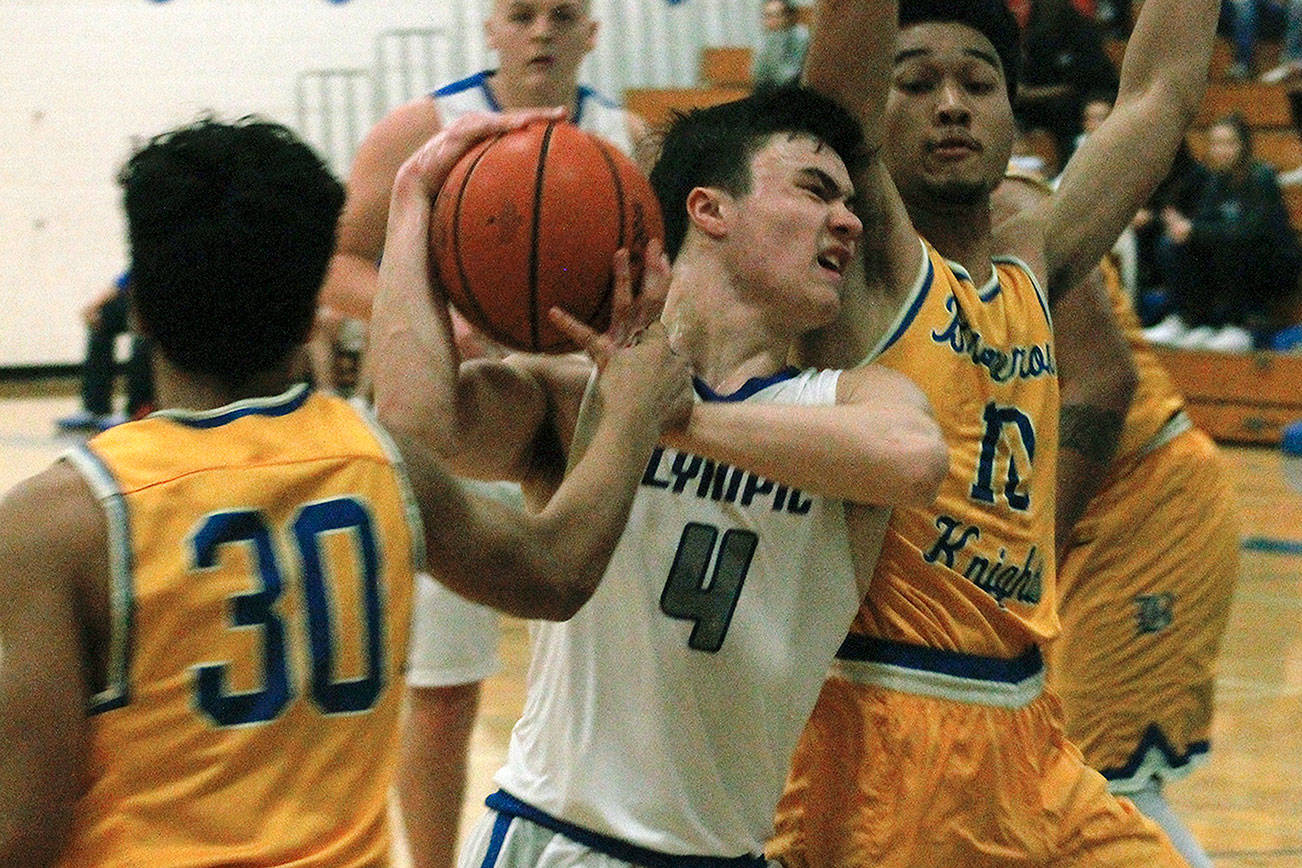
[900,431,949,508]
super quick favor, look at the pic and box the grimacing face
[719,133,863,333]
[883,21,1016,209]
[485,1,597,88]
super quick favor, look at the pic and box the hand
[1131,207,1153,229]
[546,237,674,370]
[597,320,694,436]
[1161,207,1192,243]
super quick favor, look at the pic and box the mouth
[928,135,981,160]
[528,55,556,69]
[816,246,852,277]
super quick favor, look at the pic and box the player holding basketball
[994,173,1238,868]
[369,91,948,865]
[0,112,693,867]
[323,6,651,862]
[768,0,1219,863]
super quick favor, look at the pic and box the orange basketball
[430,120,664,354]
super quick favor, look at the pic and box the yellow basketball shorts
[1048,427,1238,792]
[770,640,1187,867]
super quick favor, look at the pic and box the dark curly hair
[120,116,344,386]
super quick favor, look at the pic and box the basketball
[430,120,664,353]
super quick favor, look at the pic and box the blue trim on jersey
[835,634,1043,683]
[692,367,800,403]
[433,70,502,111]
[157,383,312,430]
[977,272,1002,302]
[877,254,936,355]
[1103,723,1210,782]
[485,791,768,867]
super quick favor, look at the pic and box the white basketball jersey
[494,367,859,858]
[433,71,634,155]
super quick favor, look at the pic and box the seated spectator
[1016,0,1120,164]
[1143,114,1302,351]
[751,0,810,90]
[1218,0,1302,80]
[56,271,153,432]
[1131,140,1212,322]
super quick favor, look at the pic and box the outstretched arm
[801,0,923,369]
[1046,0,1219,299]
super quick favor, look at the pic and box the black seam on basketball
[594,141,626,319]
[451,135,508,344]
[528,123,556,353]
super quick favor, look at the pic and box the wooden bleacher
[1152,348,1302,444]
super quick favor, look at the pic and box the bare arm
[320,99,445,321]
[369,109,576,482]
[1046,0,1219,297]
[397,682,480,868]
[800,0,924,368]
[0,466,97,866]
[663,363,947,508]
[1052,264,1136,557]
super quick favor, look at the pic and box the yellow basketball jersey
[851,241,1059,657]
[57,385,421,868]
[1097,255,1187,464]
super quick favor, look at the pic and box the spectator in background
[1131,140,1212,323]
[751,0,810,90]
[1143,114,1301,350]
[1016,0,1120,165]
[55,271,153,433]
[1219,0,1302,81]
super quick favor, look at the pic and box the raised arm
[801,0,924,368]
[0,466,98,867]
[369,109,579,483]
[391,316,691,621]
[1046,0,1219,298]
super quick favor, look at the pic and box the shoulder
[837,363,928,408]
[353,97,443,170]
[0,460,104,586]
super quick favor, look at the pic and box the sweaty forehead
[894,20,1002,72]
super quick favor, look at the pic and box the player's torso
[433,71,633,154]
[857,241,1060,657]
[57,386,420,868]
[497,368,860,857]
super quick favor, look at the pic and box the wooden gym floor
[2,392,1298,866]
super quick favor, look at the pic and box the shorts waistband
[831,635,1045,708]
[483,790,769,868]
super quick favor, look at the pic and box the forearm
[1117,0,1216,117]
[1056,401,1128,557]
[804,0,894,151]
[662,398,945,507]
[320,253,380,322]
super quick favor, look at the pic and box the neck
[662,253,793,395]
[486,70,579,115]
[906,194,996,285]
[152,353,302,414]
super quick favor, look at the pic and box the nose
[831,201,863,242]
[934,79,971,126]
[531,14,555,39]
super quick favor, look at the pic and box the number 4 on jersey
[659,522,758,653]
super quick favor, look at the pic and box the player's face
[725,134,862,330]
[884,22,1015,209]
[763,0,792,31]
[486,1,596,89]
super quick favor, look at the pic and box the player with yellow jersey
[771,0,1219,862]
[0,113,691,866]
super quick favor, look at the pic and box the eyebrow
[796,167,853,200]
[894,46,1002,71]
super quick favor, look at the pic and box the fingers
[548,306,609,362]
[402,107,568,200]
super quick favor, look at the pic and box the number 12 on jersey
[659,522,758,653]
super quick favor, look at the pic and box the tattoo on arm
[1060,404,1124,465]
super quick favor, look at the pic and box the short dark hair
[899,0,1022,102]
[120,116,344,386]
[650,84,865,260]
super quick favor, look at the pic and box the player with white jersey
[369,92,948,865]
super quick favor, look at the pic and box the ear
[584,18,598,54]
[685,187,730,240]
[484,16,499,53]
